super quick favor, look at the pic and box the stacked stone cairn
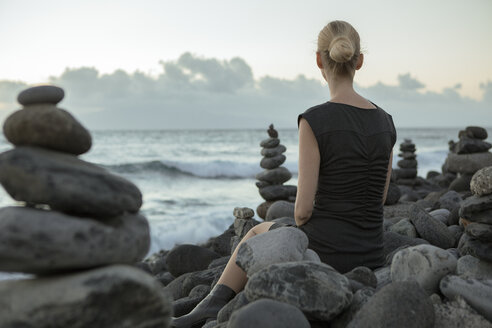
[0,86,172,327]
[392,138,418,185]
[255,124,296,220]
[445,126,492,192]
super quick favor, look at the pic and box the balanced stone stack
[0,86,172,327]
[392,138,418,185]
[458,166,492,264]
[256,124,296,219]
[445,126,492,192]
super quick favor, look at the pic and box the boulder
[245,261,352,321]
[265,200,295,220]
[0,265,172,328]
[259,185,297,202]
[0,207,150,274]
[255,167,292,184]
[3,104,92,155]
[166,244,221,277]
[346,281,435,328]
[0,146,142,218]
[457,255,492,279]
[17,85,65,105]
[440,275,492,322]
[409,205,455,249]
[228,299,310,328]
[470,166,492,196]
[260,154,286,169]
[390,245,457,294]
[445,152,492,174]
[236,227,308,276]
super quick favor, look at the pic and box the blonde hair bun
[328,36,355,63]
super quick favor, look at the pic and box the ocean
[0,127,487,258]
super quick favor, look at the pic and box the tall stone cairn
[392,139,418,186]
[445,126,492,191]
[0,86,172,327]
[255,124,296,219]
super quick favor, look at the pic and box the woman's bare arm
[295,118,320,226]
[382,150,393,205]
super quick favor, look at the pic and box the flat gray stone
[466,222,492,241]
[455,137,492,154]
[0,265,172,328]
[245,261,352,321]
[260,137,280,148]
[228,299,310,328]
[0,146,142,218]
[388,218,417,238]
[471,166,492,196]
[390,245,457,294]
[236,227,308,276]
[445,152,492,174]
[434,297,492,328]
[409,205,455,249]
[259,185,296,202]
[458,233,492,262]
[255,166,292,184]
[261,144,286,157]
[459,194,492,224]
[347,281,435,328]
[3,105,92,155]
[397,159,417,168]
[440,275,492,322]
[0,207,150,274]
[457,255,492,279]
[17,85,64,105]
[265,200,295,220]
[260,154,286,169]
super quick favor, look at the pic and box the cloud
[0,52,490,129]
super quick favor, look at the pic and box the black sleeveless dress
[297,101,396,273]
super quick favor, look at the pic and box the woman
[172,20,396,327]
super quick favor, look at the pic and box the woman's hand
[295,118,320,226]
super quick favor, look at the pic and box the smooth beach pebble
[3,104,92,155]
[0,265,172,327]
[17,85,64,106]
[259,185,297,202]
[0,207,150,274]
[0,146,142,218]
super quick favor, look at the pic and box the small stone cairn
[255,124,296,219]
[0,86,172,327]
[445,126,492,191]
[392,138,418,185]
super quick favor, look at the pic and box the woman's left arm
[295,118,320,226]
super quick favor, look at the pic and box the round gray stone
[0,207,150,274]
[347,281,435,328]
[228,299,310,328]
[3,105,92,155]
[438,190,463,212]
[390,244,457,294]
[430,208,451,225]
[0,146,142,218]
[440,275,492,322]
[261,144,286,157]
[245,261,352,321]
[17,85,64,106]
[470,166,492,196]
[260,154,286,169]
[0,265,172,328]
[265,200,294,220]
[255,167,292,184]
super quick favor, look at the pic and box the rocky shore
[0,86,491,327]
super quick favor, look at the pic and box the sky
[0,0,491,129]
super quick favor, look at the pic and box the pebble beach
[0,85,492,327]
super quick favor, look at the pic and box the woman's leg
[216,221,275,292]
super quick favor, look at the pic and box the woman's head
[317,20,361,79]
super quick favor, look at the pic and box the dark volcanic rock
[438,190,463,212]
[217,291,250,323]
[228,299,310,328]
[166,244,221,277]
[265,200,295,220]
[346,281,435,328]
[255,167,292,184]
[3,104,92,155]
[392,168,417,180]
[259,185,297,201]
[0,207,150,274]
[261,144,286,157]
[384,182,401,205]
[245,261,352,321]
[256,201,274,220]
[383,231,429,260]
[267,124,278,138]
[459,194,492,224]
[0,146,142,218]
[458,233,492,262]
[397,159,418,168]
[344,266,377,289]
[0,265,173,328]
[465,222,492,241]
[455,137,492,154]
[260,154,286,169]
[434,297,492,328]
[331,288,375,328]
[17,85,65,105]
[465,126,488,140]
[409,205,455,249]
[202,226,235,256]
[445,152,492,174]
[259,138,280,148]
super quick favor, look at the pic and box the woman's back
[298,101,396,272]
